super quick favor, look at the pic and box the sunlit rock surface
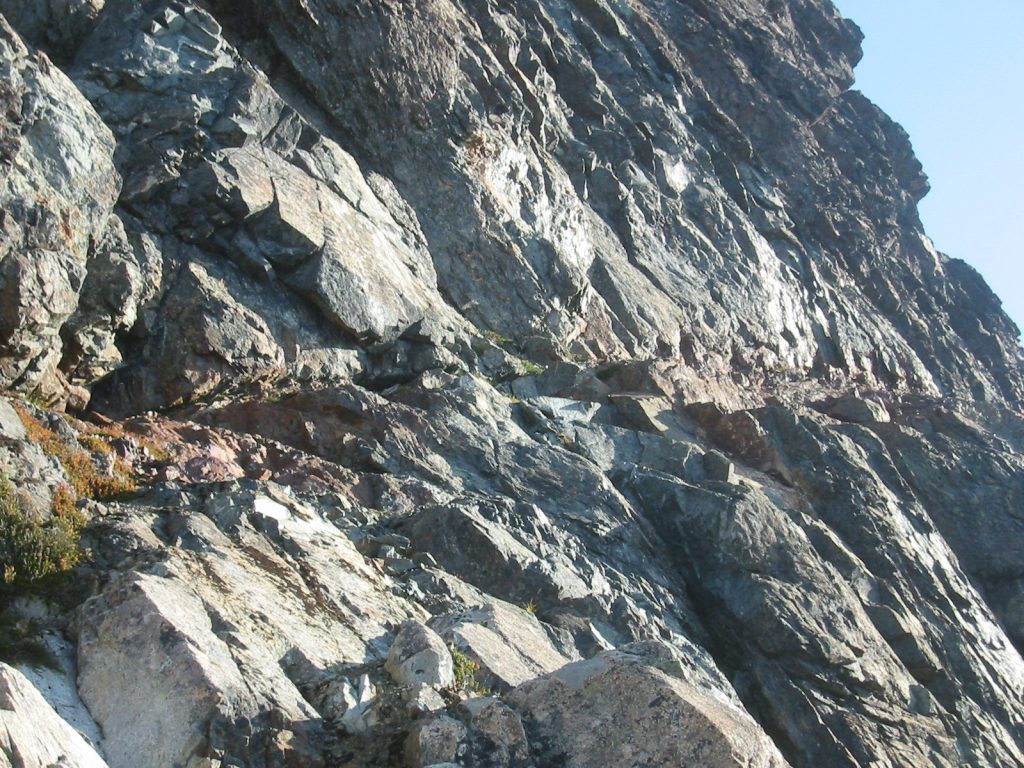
[1,1,1024,766]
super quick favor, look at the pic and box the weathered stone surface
[1,0,1024,767]
[506,643,788,768]
[252,0,1024,406]
[65,0,465,412]
[454,697,530,768]
[72,481,428,768]
[430,602,572,691]
[404,715,467,768]
[826,394,891,424]
[0,15,119,403]
[76,572,321,768]
[0,663,109,768]
[2,0,104,56]
[702,449,736,483]
[0,399,24,442]
[386,621,455,690]
[61,214,161,386]
[653,404,1024,767]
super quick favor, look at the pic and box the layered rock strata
[0,1,1023,767]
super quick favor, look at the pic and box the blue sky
[831,0,1024,337]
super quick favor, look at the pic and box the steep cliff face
[1,1,1023,767]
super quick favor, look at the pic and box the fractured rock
[0,663,109,768]
[506,644,788,768]
[429,602,572,691]
[385,621,456,690]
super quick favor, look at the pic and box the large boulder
[506,643,789,768]
[76,572,323,768]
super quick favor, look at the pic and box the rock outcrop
[0,662,109,768]
[1,1,1023,767]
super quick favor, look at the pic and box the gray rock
[0,15,119,404]
[403,683,446,716]
[405,715,467,768]
[2,0,104,57]
[338,674,378,735]
[702,450,736,483]
[385,621,456,690]
[76,572,322,768]
[0,663,109,768]
[506,643,788,768]
[1,0,1024,766]
[827,394,891,424]
[429,602,572,691]
[252,0,1023,406]
[0,398,25,441]
[455,697,531,768]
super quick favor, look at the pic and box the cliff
[1,1,1023,766]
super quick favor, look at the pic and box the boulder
[385,621,455,690]
[455,697,531,768]
[703,450,736,483]
[827,395,890,424]
[506,644,789,768]
[404,715,467,768]
[76,572,322,768]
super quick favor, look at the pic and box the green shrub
[481,330,513,349]
[0,474,82,596]
[450,645,489,696]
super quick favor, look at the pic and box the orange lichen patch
[11,401,138,502]
[78,419,172,462]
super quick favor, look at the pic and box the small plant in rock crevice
[520,360,545,377]
[481,329,513,349]
[450,645,490,696]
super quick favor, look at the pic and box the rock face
[0,1,1023,768]
[0,663,109,768]
[0,15,119,405]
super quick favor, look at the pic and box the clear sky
[831,0,1024,337]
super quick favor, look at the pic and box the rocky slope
[1,1,1023,766]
